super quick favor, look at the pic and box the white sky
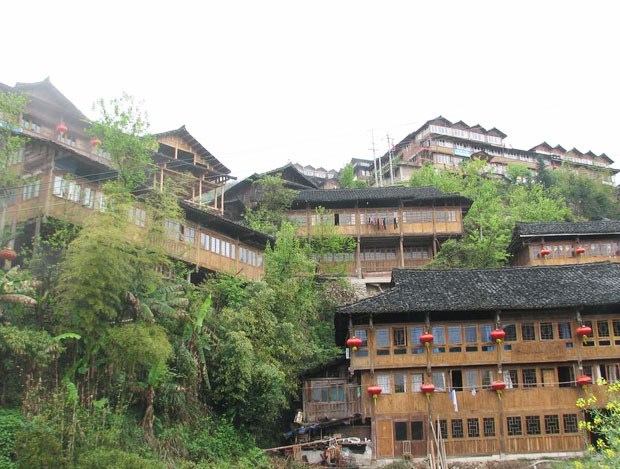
[2,0,620,180]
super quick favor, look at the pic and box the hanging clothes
[393,217,398,229]
[383,218,387,230]
[450,389,459,412]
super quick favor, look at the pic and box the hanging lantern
[491,380,506,399]
[367,385,382,405]
[419,332,434,351]
[576,375,592,390]
[91,138,102,146]
[576,325,593,344]
[490,329,506,344]
[575,247,586,255]
[56,123,68,134]
[540,248,551,257]
[346,337,363,351]
[0,248,17,262]
[421,383,435,400]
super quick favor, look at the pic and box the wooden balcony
[303,380,362,423]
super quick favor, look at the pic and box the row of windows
[533,243,620,258]
[53,176,108,211]
[352,319,620,355]
[313,247,431,263]
[22,178,41,201]
[21,117,42,134]
[392,414,578,443]
[288,209,458,227]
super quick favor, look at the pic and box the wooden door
[377,420,394,458]
[410,419,427,456]
[542,369,555,387]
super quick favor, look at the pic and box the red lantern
[0,248,17,262]
[91,138,102,146]
[575,247,586,255]
[490,329,506,344]
[540,249,551,257]
[419,332,434,351]
[367,385,382,405]
[346,337,363,351]
[492,380,506,399]
[576,375,592,389]
[56,123,68,133]
[577,325,592,344]
[421,383,435,400]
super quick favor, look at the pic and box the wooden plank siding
[513,240,620,266]
[7,169,266,280]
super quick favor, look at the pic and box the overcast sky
[3,0,620,180]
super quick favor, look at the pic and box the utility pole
[386,133,394,185]
[370,130,379,187]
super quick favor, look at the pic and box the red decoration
[91,138,102,146]
[367,385,382,405]
[540,249,551,257]
[492,380,506,399]
[490,329,506,343]
[0,248,17,262]
[491,381,506,391]
[421,383,435,400]
[575,247,586,255]
[346,337,363,351]
[576,375,592,388]
[577,325,593,345]
[419,332,434,351]
[56,123,68,133]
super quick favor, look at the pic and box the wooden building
[318,263,620,460]
[1,78,272,280]
[509,221,620,267]
[373,116,618,184]
[287,186,471,277]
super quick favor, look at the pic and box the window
[432,326,445,344]
[53,176,66,197]
[451,419,464,438]
[598,320,610,338]
[165,220,181,239]
[465,325,477,343]
[504,324,517,341]
[480,324,493,342]
[451,370,463,392]
[438,420,448,440]
[96,193,107,212]
[394,422,408,441]
[523,369,537,388]
[544,415,560,434]
[522,323,536,341]
[467,418,480,438]
[448,326,461,344]
[22,179,41,201]
[483,418,496,437]
[411,421,424,440]
[437,154,451,165]
[433,372,446,392]
[465,370,479,390]
[82,187,94,209]
[481,370,493,389]
[412,374,423,392]
[507,416,522,436]
[376,329,389,348]
[184,227,196,244]
[504,370,519,389]
[558,322,572,339]
[526,416,541,435]
[354,329,367,347]
[393,328,406,347]
[67,182,80,202]
[563,414,578,433]
[200,233,210,250]
[394,374,406,393]
[377,375,391,394]
[410,326,423,346]
[540,322,554,340]
[130,208,146,227]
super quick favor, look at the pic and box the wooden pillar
[43,151,56,220]
[159,165,165,191]
[220,185,225,214]
[214,187,218,210]
[174,147,178,159]
[399,234,404,268]
[198,178,203,206]
[496,310,505,456]
[356,237,362,279]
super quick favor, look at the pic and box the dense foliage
[408,160,618,268]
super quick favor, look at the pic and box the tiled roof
[338,263,620,314]
[292,186,471,204]
[514,221,620,237]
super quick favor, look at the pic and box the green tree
[338,163,366,188]
[535,157,554,189]
[244,174,297,236]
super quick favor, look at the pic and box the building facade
[288,186,471,277]
[1,78,271,280]
[373,116,618,184]
[310,263,620,460]
[509,221,620,266]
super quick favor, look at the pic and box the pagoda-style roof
[337,263,620,315]
[529,142,553,152]
[453,120,470,129]
[155,125,230,175]
[487,127,507,138]
[553,144,567,153]
[599,153,614,164]
[13,77,87,119]
[292,186,471,207]
[567,147,584,156]
[469,124,487,133]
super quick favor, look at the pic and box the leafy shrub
[14,423,63,469]
[0,410,24,469]
[76,448,166,469]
